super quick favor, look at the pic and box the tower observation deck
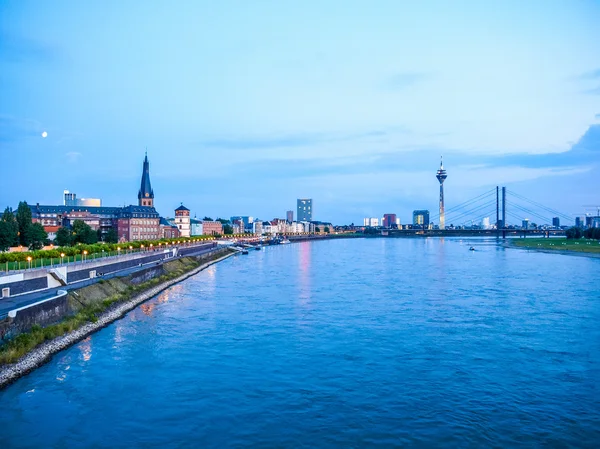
[436,157,448,230]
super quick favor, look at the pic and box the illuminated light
[27,256,32,262]
[41,131,48,138]
[60,253,65,258]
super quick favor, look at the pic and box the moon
[41,131,48,138]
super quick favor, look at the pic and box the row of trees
[566,227,600,240]
[54,221,119,247]
[0,202,47,251]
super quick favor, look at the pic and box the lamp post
[61,253,65,265]
[27,256,32,270]
[129,245,133,255]
[83,250,88,263]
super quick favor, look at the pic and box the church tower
[138,153,155,207]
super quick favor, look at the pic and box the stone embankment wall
[0,248,232,344]
[0,247,235,388]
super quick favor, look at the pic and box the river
[1,238,599,447]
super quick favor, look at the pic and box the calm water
[1,238,599,447]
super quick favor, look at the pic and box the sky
[1,0,599,225]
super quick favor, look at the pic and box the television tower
[436,156,448,230]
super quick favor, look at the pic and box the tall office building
[297,199,312,222]
[575,216,584,228]
[382,214,397,228]
[286,210,294,223]
[436,157,448,230]
[413,210,430,227]
[552,217,560,228]
[63,190,101,207]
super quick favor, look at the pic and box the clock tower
[138,152,155,207]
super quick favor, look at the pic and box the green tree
[72,220,98,244]
[203,216,213,221]
[566,227,582,239]
[216,218,229,224]
[315,226,321,233]
[26,222,47,250]
[55,226,73,247]
[223,224,233,235]
[16,201,32,246]
[104,227,119,243]
[1,207,18,247]
[324,226,330,233]
[0,221,13,251]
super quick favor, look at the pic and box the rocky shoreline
[0,250,235,389]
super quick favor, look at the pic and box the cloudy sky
[1,0,599,224]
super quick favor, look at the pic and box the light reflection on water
[0,238,599,448]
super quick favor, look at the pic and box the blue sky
[1,0,599,225]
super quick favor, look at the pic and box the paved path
[0,245,217,319]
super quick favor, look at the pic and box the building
[190,218,203,236]
[118,205,160,241]
[575,216,584,228]
[382,214,397,228]
[253,221,263,235]
[363,217,379,227]
[481,217,491,230]
[413,210,430,227]
[30,154,161,242]
[63,190,102,207]
[522,219,530,229]
[286,210,294,223]
[159,217,180,239]
[202,220,223,235]
[436,157,448,230]
[138,153,154,207]
[297,199,312,222]
[552,217,560,228]
[174,205,191,237]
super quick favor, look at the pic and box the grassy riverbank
[510,238,600,254]
[0,250,231,366]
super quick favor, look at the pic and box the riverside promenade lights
[83,250,88,263]
[129,245,133,255]
[27,256,32,270]
[61,253,65,265]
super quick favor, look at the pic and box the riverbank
[507,238,600,258]
[0,248,236,389]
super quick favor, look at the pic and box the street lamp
[27,256,32,270]
[60,253,65,265]
[129,245,133,254]
[83,250,88,263]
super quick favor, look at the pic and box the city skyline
[1,1,599,223]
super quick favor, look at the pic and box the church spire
[138,153,154,207]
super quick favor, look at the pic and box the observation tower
[436,157,448,230]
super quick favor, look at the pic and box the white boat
[281,239,291,244]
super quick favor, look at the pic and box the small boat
[242,249,249,255]
[469,246,475,251]
[281,239,291,244]
[254,246,261,251]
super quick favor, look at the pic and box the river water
[1,238,599,447]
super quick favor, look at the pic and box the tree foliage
[203,216,213,221]
[324,226,330,233]
[26,222,47,250]
[584,227,600,240]
[55,227,73,247]
[16,201,32,246]
[566,227,583,239]
[1,207,18,247]
[223,224,233,235]
[72,220,98,244]
[104,228,119,243]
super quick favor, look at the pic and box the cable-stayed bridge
[390,186,572,237]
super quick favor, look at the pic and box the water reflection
[79,336,92,362]
[298,241,311,305]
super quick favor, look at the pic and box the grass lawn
[511,238,600,253]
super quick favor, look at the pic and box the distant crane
[582,205,600,216]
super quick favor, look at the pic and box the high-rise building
[522,219,529,229]
[575,216,584,228]
[412,210,430,227]
[436,157,448,230]
[63,190,101,207]
[286,210,294,223]
[382,214,397,228]
[552,217,560,228]
[363,217,379,227]
[138,153,154,207]
[297,199,312,222]
[481,217,491,229]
